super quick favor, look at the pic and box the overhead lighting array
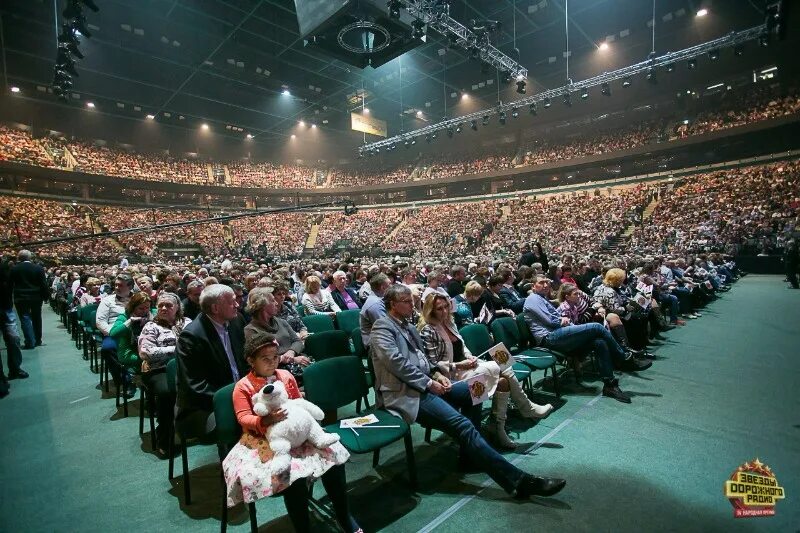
[53,0,99,102]
[359,22,769,155]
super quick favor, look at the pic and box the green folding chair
[303,330,352,361]
[458,323,535,390]
[303,356,417,490]
[301,314,335,334]
[335,309,361,333]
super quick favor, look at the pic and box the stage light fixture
[666,63,675,73]
[387,0,402,19]
[543,98,551,108]
[246,133,253,139]
[601,82,611,96]
[580,88,589,99]
[411,138,416,145]
[511,107,519,118]
[622,76,632,87]
[516,80,526,94]
[502,71,512,84]
[447,127,454,137]
[10,86,20,93]
[282,89,291,95]
[482,115,489,126]
[431,131,437,139]
[599,42,609,51]
[734,45,744,57]
[687,58,697,69]
[696,8,708,17]
[404,140,410,147]
[411,20,426,40]
[455,123,462,133]
[470,46,480,60]
[71,15,92,38]
[470,119,478,130]
[201,123,209,129]
[709,49,719,61]
[298,120,305,126]
[529,102,537,115]
[562,92,571,107]
[498,111,506,124]
[146,114,155,120]
[86,101,95,108]
[646,68,657,84]
[759,33,769,47]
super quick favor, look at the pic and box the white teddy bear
[251,380,340,475]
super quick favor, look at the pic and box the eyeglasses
[397,298,413,304]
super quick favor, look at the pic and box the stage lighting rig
[53,0,98,100]
[358,22,770,155]
[387,0,402,19]
[343,203,359,216]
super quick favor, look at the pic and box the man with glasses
[370,284,566,500]
[523,275,651,404]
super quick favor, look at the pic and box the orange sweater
[232,370,302,436]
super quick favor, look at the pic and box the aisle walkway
[0,275,797,532]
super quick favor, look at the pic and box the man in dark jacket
[175,284,246,441]
[0,256,25,389]
[328,270,361,310]
[9,250,48,351]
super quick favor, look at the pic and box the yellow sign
[351,112,387,137]
[724,458,785,518]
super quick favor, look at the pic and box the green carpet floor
[1,275,797,532]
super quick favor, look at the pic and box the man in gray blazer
[359,273,390,347]
[370,284,566,500]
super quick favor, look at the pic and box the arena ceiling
[0,0,777,148]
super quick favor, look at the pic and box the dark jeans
[143,369,175,449]
[14,299,42,347]
[100,336,132,389]
[671,287,693,314]
[415,381,524,494]
[1,308,23,376]
[656,292,679,322]
[786,261,799,289]
[282,464,357,533]
[542,322,626,381]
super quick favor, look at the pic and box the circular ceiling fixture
[337,21,392,54]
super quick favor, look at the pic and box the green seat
[492,317,559,366]
[301,314,335,334]
[295,303,306,317]
[335,309,361,333]
[214,384,258,533]
[458,323,494,355]
[303,356,417,490]
[304,330,352,361]
[166,358,206,505]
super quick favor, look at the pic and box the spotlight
[759,33,769,47]
[482,115,490,126]
[562,92,571,107]
[311,124,317,129]
[516,80,526,94]
[447,127,454,137]
[246,133,253,139]
[696,8,708,17]
[363,107,370,114]
[543,98,551,108]
[580,88,589,100]
[646,68,657,84]
[461,93,469,100]
[499,111,506,125]
[387,0,401,19]
[10,86,20,93]
[455,123,462,133]
[511,107,519,118]
[145,114,155,120]
[598,42,609,51]
[666,63,675,73]
[470,119,478,130]
[86,101,95,108]
[687,58,697,69]
[282,89,291,95]
[601,82,611,96]
[529,102,537,115]
[201,123,209,129]
[502,71,512,84]
[291,134,296,139]
[734,45,744,57]
[708,49,719,61]
[431,131,437,139]
[71,15,92,38]
[411,20,426,40]
[411,138,416,145]
[298,120,305,126]
[622,76,632,88]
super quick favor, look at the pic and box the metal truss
[401,0,527,79]
[360,23,767,154]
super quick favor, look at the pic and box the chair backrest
[491,317,523,353]
[166,358,177,392]
[459,323,494,356]
[304,330,352,361]
[516,313,534,349]
[295,303,306,317]
[213,383,240,452]
[301,313,335,334]
[303,356,367,411]
[80,303,99,323]
[350,327,366,359]
[335,309,361,333]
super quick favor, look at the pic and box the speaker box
[293,0,425,68]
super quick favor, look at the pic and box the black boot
[602,378,631,404]
[514,474,567,499]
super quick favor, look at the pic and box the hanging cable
[513,0,517,49]
[442,55,447,119]
[565,0,570,82]
[651,0,657,55]
[399,56,404,132]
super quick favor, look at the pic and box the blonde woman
[300,275,340,317]
[418,293,553,449]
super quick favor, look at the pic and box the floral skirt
[222,437,350,507]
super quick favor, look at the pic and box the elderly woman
[79,277,103,307]
[108,291,153,398]
[419,293,552,449]
[272,282,309,338]
[138,292,191,456]
[136,275,158,307]
[591,268,651,353]
[300,275,340,317]
[245,287,312,384]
